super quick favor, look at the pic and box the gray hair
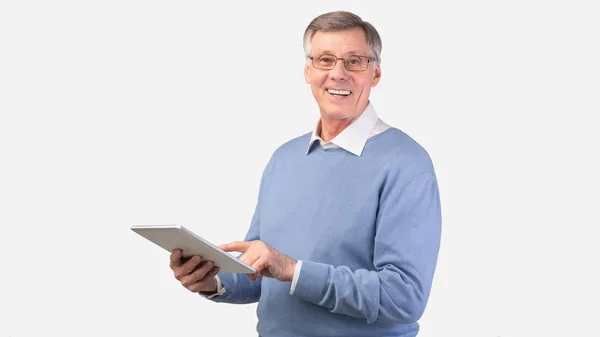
[303,11,382,61]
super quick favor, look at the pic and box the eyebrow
[314,49,370,56]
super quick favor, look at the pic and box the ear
[371,62,382,87]
[304,62,311,84]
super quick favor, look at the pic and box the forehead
[310,27,370,55]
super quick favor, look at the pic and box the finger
[205,265,220,279]
[245,272,257,282]
[182,255,203,274]
[250,270,262,280]
[252,256,269,278]
[181,260,214,287]
[174,255,202,279]
[219,241,252,252]
[169,249,183,268]
[238,248,261,268]
[241,255,264,283]
[187,266,220,292]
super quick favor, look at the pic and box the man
[169,11,441,337]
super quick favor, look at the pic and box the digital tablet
[131,224,255,274]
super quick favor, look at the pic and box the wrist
[198,276,226,299]
[287,260,297,282]
[200,277,218,293]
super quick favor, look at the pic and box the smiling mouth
[327,89,351,96]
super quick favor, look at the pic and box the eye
[347,56,363,65]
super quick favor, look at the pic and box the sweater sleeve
[207,212,262,304]
[208,159,273,304]
[291,170,442,324]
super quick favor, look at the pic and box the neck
[319,116,357,142]
[318,102,369,142]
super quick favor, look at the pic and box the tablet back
[131,224,255,274]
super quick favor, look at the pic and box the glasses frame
[308,54,377,72]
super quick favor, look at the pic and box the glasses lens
[314,54,336,69]
[345,56,367,71]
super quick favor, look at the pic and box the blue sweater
[211,128,442,337]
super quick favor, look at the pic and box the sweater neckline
[311,127,396,156]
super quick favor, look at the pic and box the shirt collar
[307,102,379,156]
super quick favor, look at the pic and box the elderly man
[169,11,441,337]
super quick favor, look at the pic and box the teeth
[327,89,351,96]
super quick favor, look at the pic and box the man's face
[304,27,381,121]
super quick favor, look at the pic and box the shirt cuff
[289,260,303,295]
[198,275,226,299]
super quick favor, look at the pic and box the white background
[1,1,599,336]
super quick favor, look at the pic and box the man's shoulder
[261,132,311,173]
[372,127,430,157]
[370,127,435,172]
[271,131,312,158]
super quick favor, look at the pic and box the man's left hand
[219,240,297,282]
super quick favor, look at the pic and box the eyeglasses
[308,54,377,72]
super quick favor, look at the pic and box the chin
[321,103,355,120]
[322,110,353,120]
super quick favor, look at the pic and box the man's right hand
[170,249,220,293]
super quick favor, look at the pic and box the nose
[328,59,349,81]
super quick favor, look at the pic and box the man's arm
[205,220,263,304]
[203,159,274,304]
[291,170,441,324]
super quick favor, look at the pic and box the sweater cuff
[290,260,330,304]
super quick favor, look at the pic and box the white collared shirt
[307,102,390,156]
[203,102,390,299]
